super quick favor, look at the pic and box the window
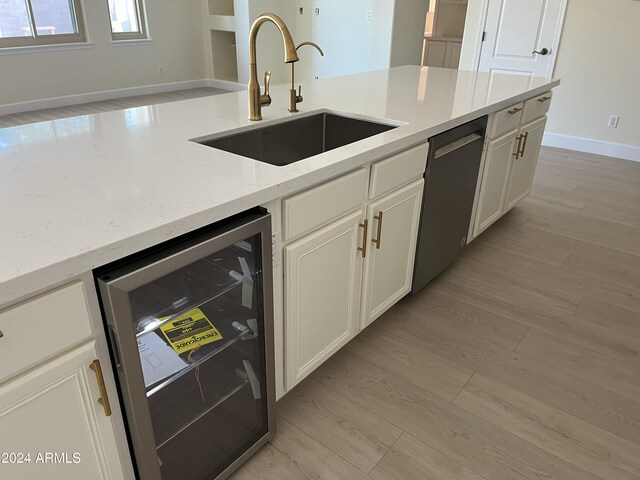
[0,0,86,47]
[108,0,147,40]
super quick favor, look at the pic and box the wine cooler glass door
[97,213,274,480]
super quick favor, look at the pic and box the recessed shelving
[211,30,239,82]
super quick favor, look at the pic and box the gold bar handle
[537,96,551,103]
[513,134,523,159]
[520,131,529,158]
[372,211,383,249]
[507,107,522,115]
[89,359,112,417]
[358,219,368,258]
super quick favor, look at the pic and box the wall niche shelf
[210,29,239,83]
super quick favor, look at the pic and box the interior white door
[478,0,566,77]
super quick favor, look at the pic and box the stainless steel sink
[194,112,397,167]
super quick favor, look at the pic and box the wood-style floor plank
[460,240,640,314]
[405,288,529,351]
[370,433,486,480]
[228,467,261,480]
[246,418,372,480]
[371,296,640,446]
[277,378,403,473]
[345,327,473,402]
[516,329,640,402]
[315,349,601,480]
[561,254,640,291]
[574,297,640,339]
[432,273,640,367]
[454,375,640,480]
[0,87,225,128]
[522,208,640,257]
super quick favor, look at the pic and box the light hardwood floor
[232,146,640,480]
[0,87,225,128]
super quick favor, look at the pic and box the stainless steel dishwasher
[412,116,487,294]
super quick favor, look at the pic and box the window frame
[0,0,87,48]
[108,0,148,41]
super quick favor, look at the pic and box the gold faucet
[248,13,299,121]
[288,41,324,113]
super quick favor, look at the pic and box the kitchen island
[0,65,558,479]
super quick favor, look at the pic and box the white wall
[0,0,206,106]
[295,0,395,82]
[546,0,640,150]
[229,0,398,85]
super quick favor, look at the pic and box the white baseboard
[0,79,213,116]
[207,79,246,91]
[543,132,640,163]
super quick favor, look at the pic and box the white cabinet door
[424,40,447,67]
[284,211,364,389]
[361,180,424,329]
[505,116,547,210]
[474,130,519,235]
[0,342,124,479]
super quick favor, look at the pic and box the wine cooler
[96,211,274,480]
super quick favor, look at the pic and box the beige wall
[547,0,640,147]
[0,0,206,106]
[389,0,429,68]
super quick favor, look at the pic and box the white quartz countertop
[0,66,559,306]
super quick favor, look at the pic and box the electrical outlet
[366,10,372,20]
[608,115,620,128]
[314,7,319,15]
[299,6,303,14]
[157,66,164,75]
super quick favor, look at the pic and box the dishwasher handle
[434,132,483,159]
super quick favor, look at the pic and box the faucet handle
[260,70,271,107]
[296,85,303,102]
[264,70,271,96]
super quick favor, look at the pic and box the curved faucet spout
[249,14,299,65]
[248,13,299,120]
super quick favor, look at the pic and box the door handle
[519,131,529,158]
[513,134,524,159]
[358,219,368,258]
[372,211,383,249]
[89,359,112,417]
[532,48,549,55]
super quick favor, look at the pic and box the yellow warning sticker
[159,308,223,355]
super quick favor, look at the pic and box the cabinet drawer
[0,282,93,384]
[369,143,428,199]
[489,102,524,138]
[283,168,368,242]
[522,91,552,124]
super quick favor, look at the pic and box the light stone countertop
[0,66,559,306]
